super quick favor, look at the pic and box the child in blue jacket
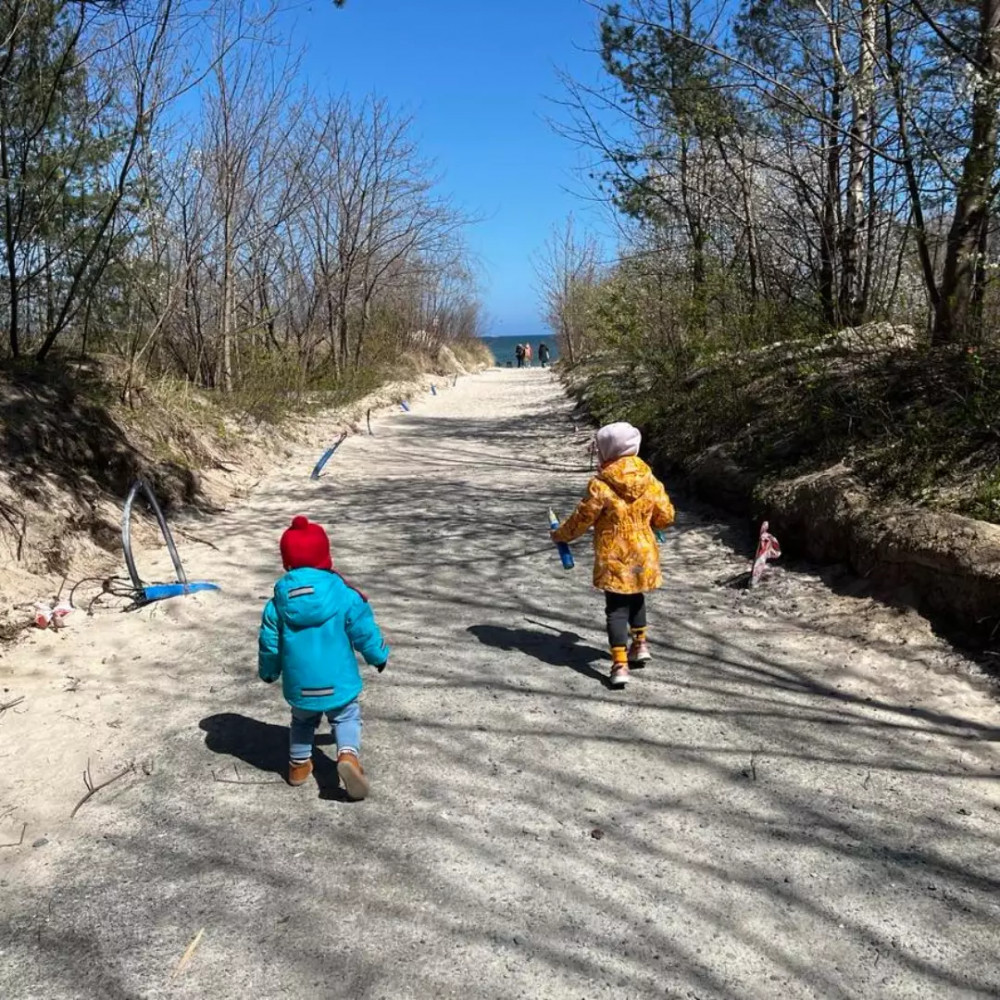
[258,515,389,799]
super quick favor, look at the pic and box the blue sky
[277,0,614,337]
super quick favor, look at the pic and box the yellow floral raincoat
[552,456,675,594]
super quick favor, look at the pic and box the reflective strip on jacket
[257,567,389,711]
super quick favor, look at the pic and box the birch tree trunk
[839,0,876,325]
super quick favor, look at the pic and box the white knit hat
[595,422,641,463]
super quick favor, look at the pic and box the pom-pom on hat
[280,515,332,571]
[595,422,642,464]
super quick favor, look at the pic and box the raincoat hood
[551,455,675,594]
[273,567,341,629]
[599,455,656,503]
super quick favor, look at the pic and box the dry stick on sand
[0,499,27,562]
[212,762,283,785]
[169,927,205,982]
[0,822,27,848]
[234,479,261,499]
[173,528,221,551]
[70,760,137,818]
[0,695,25,715]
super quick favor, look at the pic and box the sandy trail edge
[0,368,998,1000]
[0,364,459,629]
[0,368,461,832]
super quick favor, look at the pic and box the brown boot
[288,757,313,786]
[609,647,629,689]
[337,750,370,800]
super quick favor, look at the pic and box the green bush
[568,337,1000,525]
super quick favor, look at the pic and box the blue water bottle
[549,509,575,570]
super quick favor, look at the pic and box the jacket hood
[273,567,342,628]
[599,455,655,503]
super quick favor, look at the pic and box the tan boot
[609,647,629,689]
[337,750,370,800]
[288,757,313,786]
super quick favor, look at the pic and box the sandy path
[2,368,1000,999]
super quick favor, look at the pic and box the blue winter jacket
[258,568,389,712]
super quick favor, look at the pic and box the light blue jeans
[289,698,361,762]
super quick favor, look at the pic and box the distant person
[524,343,533,367]
[550,423,674,689]
[258,515,389,798]
[538,343,551,367]
[515,343,525,368]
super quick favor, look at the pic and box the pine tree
[0,0,132,359]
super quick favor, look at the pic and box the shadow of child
[466,624,610,688]
[200,712,347,797]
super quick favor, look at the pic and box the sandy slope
[1,368,999,1000]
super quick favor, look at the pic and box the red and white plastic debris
[750,521,781,587]
[33,601,73,629]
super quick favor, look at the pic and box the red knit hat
[280,515,332,570]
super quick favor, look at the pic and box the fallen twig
[0,499,27,562]
[0,695,25,714]
[0,822,27,848]
[70,760,137,818]
[169,927,205,981]
[174,528,220,551]
[523,617,566,633]
[233,480,260,498]
[212,762,283,786]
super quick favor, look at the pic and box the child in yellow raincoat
[551,422,674,688]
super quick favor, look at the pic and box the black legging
[605,592,647,648]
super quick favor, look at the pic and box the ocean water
[482,335,559,366]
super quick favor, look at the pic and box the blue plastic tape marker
[310,433,348,479]
[143,581,220,603]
